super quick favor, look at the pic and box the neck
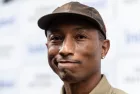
[63,73,101,94]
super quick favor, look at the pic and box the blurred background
[0,0,140,94]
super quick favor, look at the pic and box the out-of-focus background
[0,0,140,94]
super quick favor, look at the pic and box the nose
[59,36,75,57]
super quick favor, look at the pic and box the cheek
[48,45,60,62]
[76,43,97,58]
[75,43,101,76]
[76,42,101,68]
[48,46,59,55]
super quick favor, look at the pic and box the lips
[56,60,81,70]
[58,60,79,64]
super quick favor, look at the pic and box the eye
[75,34,87,40]
[50,35,63,42]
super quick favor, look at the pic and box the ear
[101,39,110,58]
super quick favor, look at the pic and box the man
[37,1,127,94]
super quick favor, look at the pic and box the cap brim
[38,12,101,30]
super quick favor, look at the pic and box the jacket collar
[89,75,111,94]
[61,75,111,94]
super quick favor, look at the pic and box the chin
[58,71,77,83]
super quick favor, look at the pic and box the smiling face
[46,17,109,83]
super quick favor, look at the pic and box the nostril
[59,48,74,57]
[59,52,68,57]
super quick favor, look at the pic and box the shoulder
[110,88,127,94]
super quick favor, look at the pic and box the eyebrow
[46,27,62,36]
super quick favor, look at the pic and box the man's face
[46,18,105,83]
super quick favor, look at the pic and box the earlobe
[101,39,110,59]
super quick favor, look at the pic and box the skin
[46,17,110,94]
